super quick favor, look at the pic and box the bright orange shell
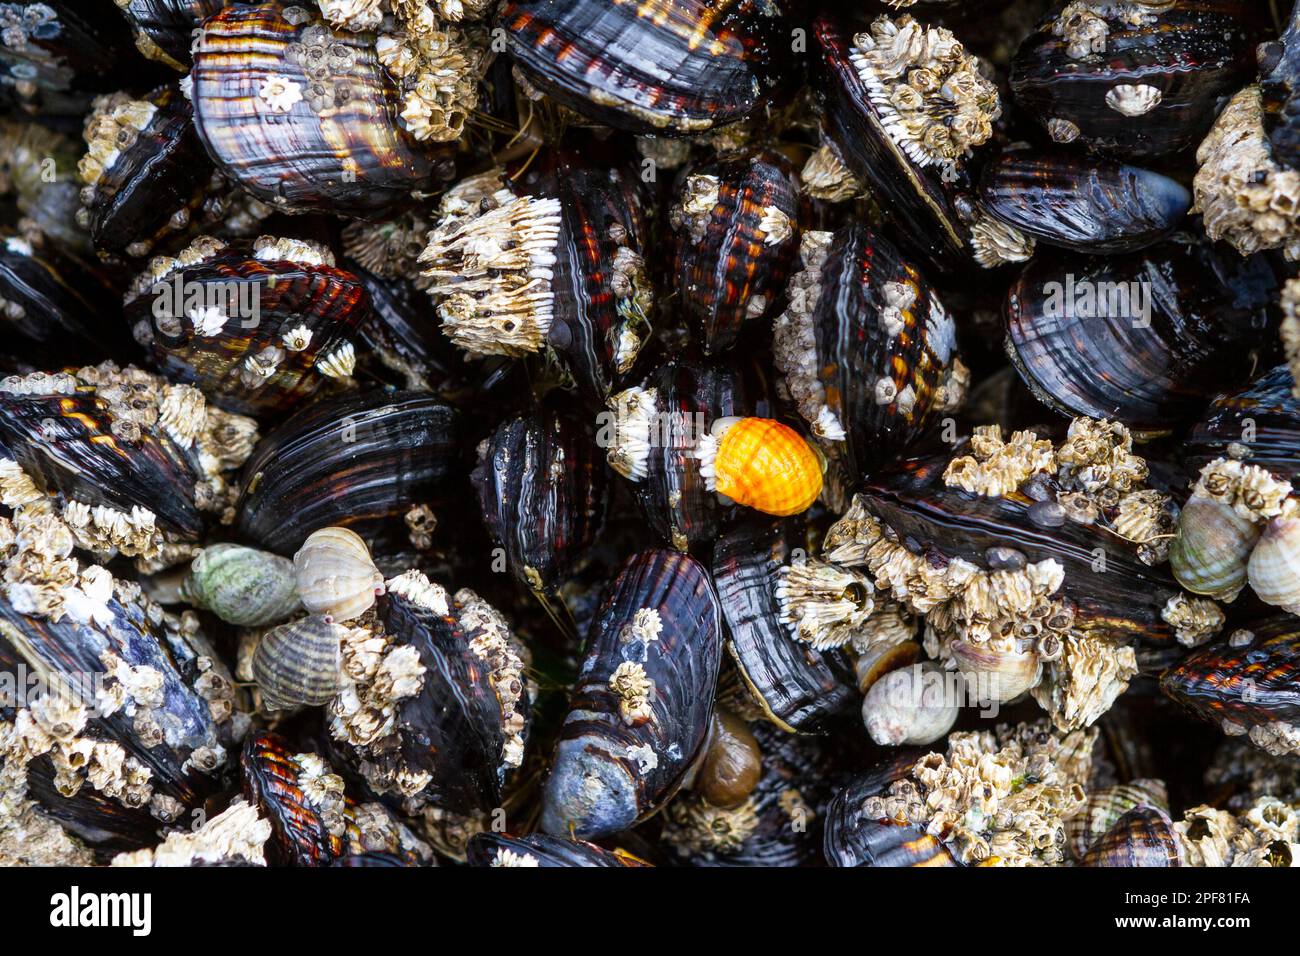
[713,418,822,516]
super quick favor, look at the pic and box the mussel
[233,390,459,556]
[500,0,796,135]
[466,832,646,867]
[541,549,722,839]
[472,403,607,594]
[1011,0,1261,158]
[124,235,372,416]
[668,152,803,355]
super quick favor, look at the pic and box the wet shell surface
[501,0,794,135]
[190,3,452,217]
[1246,517,1300,615]
[979,152,1190,254]
[541,549,723,840]
[466,833,646,868]
[698,417,822,517]
[183,543,301,627]
[1169,495,1261,601]
[1080,806,1183,867]
[252,615,346,711]
[293,527,385,623]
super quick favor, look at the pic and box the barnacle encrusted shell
[293,527,385,623]
[252,615,346,710]
[851,721,1094,866]
[419,177,562,357]
[542,550,722,839]
[845,14,1000,170]
[182,543,301,627]
[1193,86,1300,260]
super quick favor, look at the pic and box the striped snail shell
[252,615,346,711]
[293,527,385,622]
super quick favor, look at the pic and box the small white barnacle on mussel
[603,386,659,481]
[1174,798,1300,867]
[252,615,348,710]
[1194,86,1300,260]
[418,178,562,357]
[293,526,385,623]
[181,543,301,627]
[943,425,1056,498]
[800,142,861,203]
[969,211,1036,269]
[847,14,1000,169]
[111,799,272,868]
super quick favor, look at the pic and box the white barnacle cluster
[419,181,563,357]
[848,14,1000,170]
[604,386,659,481]
[864,722,1093,865]
[1194,86,1300,260]
[775,557,876,650]
[456,587,529,770]
[662,795,760,855]
[0,755,95,865]
[253,234,335,268]
[1283,278,1300,399]
[800,143,861,203]
[112,798,272,867]
[296,751,349,834]
[76,92,157,189]
[772,230,845,441]
[669,174,721,243]
[943,425,1056,498]
[609,661,655,726]
[329,617,427,754]
[341,212,433,280]
[969,211,1035,268]
[1192,457,1293,525]
[1176,798,1300,867]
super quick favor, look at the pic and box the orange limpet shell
[711,418,822,516]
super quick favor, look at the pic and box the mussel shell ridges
[466,833,645,867]
[712,517,857,732]
[501,0,795,135]
[541,548,723,840]
[233,390,459,556]
[979,152,1189,254]
[1183,365,1300,483]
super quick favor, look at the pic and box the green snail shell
[182,543,301,627]
[1169,494,1260,601]
[252,615,345,711]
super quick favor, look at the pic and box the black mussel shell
[712,517,857,732]
[466,832,646,867]
[0,1,146,116]
[864,456,1185,644]
[823,749,936,867]
[1262,4,1300,171]
[191,3,453,218]
[0,238,130,370]
[1160,616,1300,739]
[813,15,985,274]
[233,390,459,555]
[615,358,751,552]
[1184,365,1300,483]
[329,851,413,867]
[472,404,607,595]
[117,0,225,69]
[124,241,372,416]
[348,261,464,395]
[526,161,653,405]
[365,583,531,816]
[1010,0,1260,158]
[669,151,803,355]
[979,151,1189,254]
[79,85,213,258]
[1080,806,1182,867]
[541,549,723,840]
[1005,241,1275,432]
[242,731,431,866]
[776,224,962,480]
[0,589,226,852]
[0,387,204,539]
[665,722,846,867]
[500,0,795,135]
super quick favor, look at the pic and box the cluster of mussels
[2,0,1300,870]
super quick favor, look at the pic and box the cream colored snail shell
[1247,516,1300,615]
[293,526,385,622]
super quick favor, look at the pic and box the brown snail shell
[694,709,763,810]
[251,615,345,710]
[293,527,385,623]
[1080,806,1183,867]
